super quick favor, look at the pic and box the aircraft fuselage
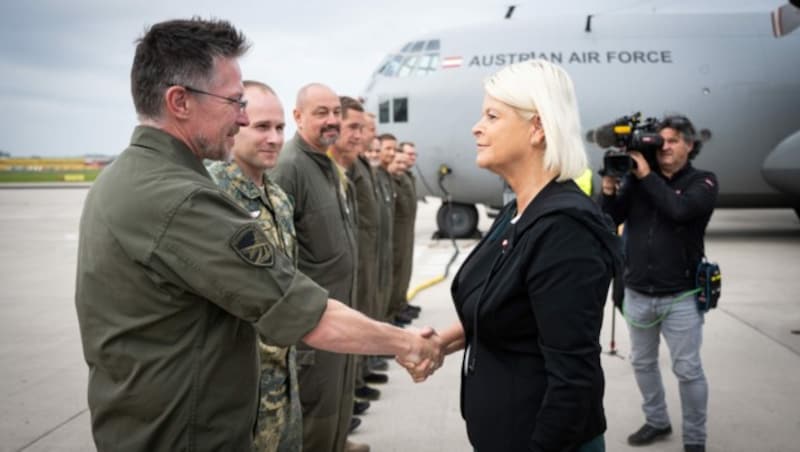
[363,12,800,212]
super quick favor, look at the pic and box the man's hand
[629,151,651,179]
[601,175,621,196]
[396,327,445,383]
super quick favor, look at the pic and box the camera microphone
[587,126,618,148]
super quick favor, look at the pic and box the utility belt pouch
[696,257,721,312]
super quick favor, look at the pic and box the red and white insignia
[442,56,463,69]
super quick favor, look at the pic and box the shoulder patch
[230,223,274,267]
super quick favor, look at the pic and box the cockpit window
[415,54,439,75]
[380,55,403,77]
[397,55,418,77]
[374,39,443,78]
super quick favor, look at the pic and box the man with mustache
[271,84,361,452]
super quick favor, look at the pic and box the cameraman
[599,115,718,452]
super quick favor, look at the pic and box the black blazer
[452,180,622,452]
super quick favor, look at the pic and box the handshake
[396,326,447,383]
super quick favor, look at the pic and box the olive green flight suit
[390,171,417,318]
[350,155,382,388]
[350,156,380,321]
[75,126,328,452]
[271,134,358,452]
[374,166,395,321]
[207,161,303,452]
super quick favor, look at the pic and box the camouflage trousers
[254,344,302,452]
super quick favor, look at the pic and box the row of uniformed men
[75,19,443,452]
[207,81,420,452]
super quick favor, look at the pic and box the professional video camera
[587,112,663,178]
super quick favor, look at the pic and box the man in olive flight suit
[358,120,394,381]
[343,99,393,390]
[272,83,360,452]
[389,142,419,322]
[326,95,375,452]
[375,133,398,324]
[74,18,442,452]
[389,145,417,321]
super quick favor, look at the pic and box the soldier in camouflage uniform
[207,81,302,452]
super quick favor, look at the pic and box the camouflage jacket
[207,161,303,452]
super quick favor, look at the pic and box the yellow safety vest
[575,167,593,196]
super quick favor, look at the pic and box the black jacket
[452,180,622,452]
[599,163,718,295]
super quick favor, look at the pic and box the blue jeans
[624,288,708,445]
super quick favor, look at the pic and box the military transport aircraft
[361,1,800,237]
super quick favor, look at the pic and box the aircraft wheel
[437,202,479,238]
[794,206,800,222]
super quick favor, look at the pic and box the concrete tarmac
[1,188,799,452]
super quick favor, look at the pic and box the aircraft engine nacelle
[762,129,800,205]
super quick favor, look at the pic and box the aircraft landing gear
[436,202,479,239]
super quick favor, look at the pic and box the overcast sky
[0,0,782,156]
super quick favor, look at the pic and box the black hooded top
[599,163,718,295]
[452,179,623,452]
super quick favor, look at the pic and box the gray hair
[131,18,250,120]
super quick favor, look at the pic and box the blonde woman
[432,60,622,452]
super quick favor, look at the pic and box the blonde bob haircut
[483,59,588,181]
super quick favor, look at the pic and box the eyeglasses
[172,84,247,112]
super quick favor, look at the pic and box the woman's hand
[397,326,445,382]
